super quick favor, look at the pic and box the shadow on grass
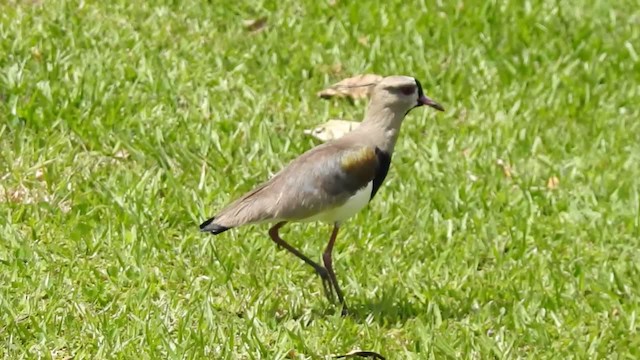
[345,288,473,325]
[256,282,473,325]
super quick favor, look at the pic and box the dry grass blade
[496,159,513,178]
[303,119,360,142]
[333,349,386,359]
[317,74,383,100]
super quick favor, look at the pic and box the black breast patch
[370,147,392,200]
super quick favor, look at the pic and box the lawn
[1,0,640,358]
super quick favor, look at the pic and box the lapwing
[304,119,360,142]
[200,75,444,315]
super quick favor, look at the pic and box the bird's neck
[356,103,406,154]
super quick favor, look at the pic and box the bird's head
[372,75,444,114]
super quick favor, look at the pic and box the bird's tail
[199,216,232,235]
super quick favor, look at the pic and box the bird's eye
[399,85,415,95]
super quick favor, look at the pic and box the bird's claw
[315,266,335,303]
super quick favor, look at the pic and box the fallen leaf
[496,159,512,178]
[286,349,298,359]
[113,149,130,160]
[35,167,45,181]
[243,16,268,33]
[7,185,33,204]
[333,349,386,359]
[547,176,560,189]
[31,47,42,61]
[50,346,74,360]
[0,181,72,213]
[319,63,344,75]
[357,36,369,46]
[58,200,72,214]
[317,74,383,100]
[304,119,359,142]
[330,63,343,75]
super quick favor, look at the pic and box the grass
[1,0,640,358]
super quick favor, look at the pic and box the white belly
[302,182,373,224]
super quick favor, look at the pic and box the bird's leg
[322,223,348,316]
[268,221,335,302]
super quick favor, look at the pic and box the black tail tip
[199,217,231,235]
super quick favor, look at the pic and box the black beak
[418,95,445,111]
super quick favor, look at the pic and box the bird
[200,75,444,315]
[304,119,360,142]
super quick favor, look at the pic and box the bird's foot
[314,266,335,303]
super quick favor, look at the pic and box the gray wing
[207,141,380,229]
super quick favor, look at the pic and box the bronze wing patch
[339,147,377,186]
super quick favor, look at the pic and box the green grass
[2,0,640,358]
